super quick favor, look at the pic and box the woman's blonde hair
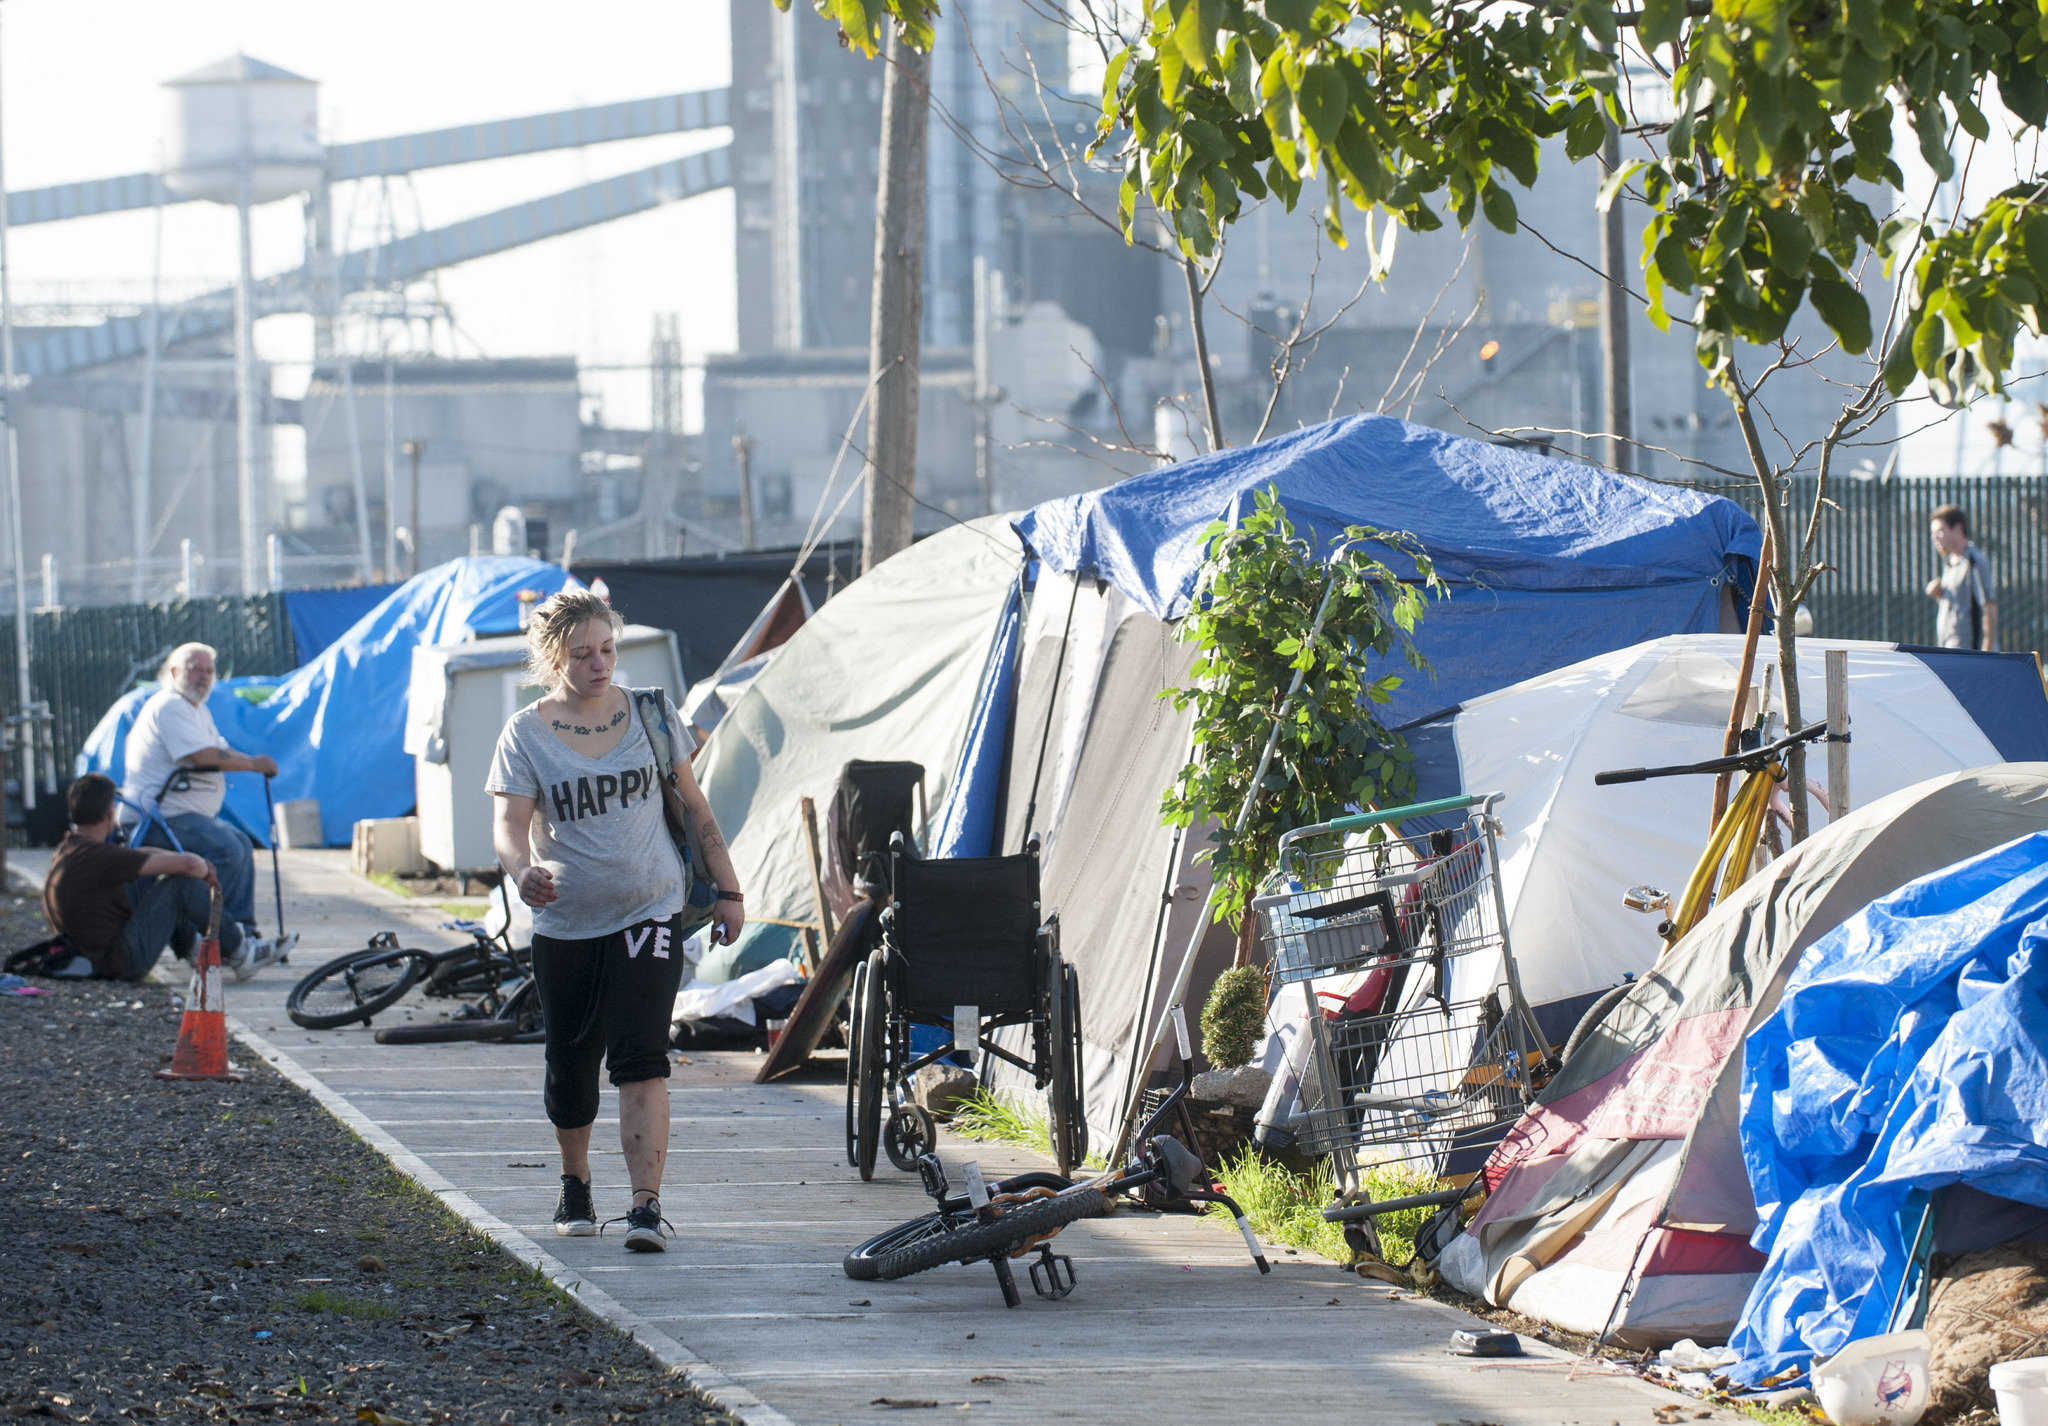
[523,589,623,688]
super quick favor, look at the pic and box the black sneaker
[553,1175,595,1237]
[613,1197,671,1253]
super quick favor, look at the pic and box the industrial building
[5,25,1876,607]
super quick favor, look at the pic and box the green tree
[796,0,2047,841]
[1160,487,1443,930]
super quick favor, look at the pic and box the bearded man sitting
[118,642,295,980]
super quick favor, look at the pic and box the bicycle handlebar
[1593,721,1831,786]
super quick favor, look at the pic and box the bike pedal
[1028,1248,1076,1301]
[916,1153,949,1202]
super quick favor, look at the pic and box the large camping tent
[1436,764,2048,1348]
[1388,635,2048,1041]
[949,413,1765,1149]
[690,516,1025,980]
[78,557,573,846]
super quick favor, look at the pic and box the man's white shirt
[121,688,229,818]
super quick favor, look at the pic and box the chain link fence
[1735,475,2048,655]
[0,594,297,790]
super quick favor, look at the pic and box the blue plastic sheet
[1728,832,2048,1385]
[1013,413,1760,726]
[79,557,572,847]
[929,576,1023,859]
[284,584,401,664]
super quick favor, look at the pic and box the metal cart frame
[1254,792,1547,1259]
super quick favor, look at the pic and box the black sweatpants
[530,913,687,1130]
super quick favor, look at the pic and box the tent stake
[1112,568,1345,1162]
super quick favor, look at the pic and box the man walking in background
[119,642,290,977]
[1926,504,1998,651]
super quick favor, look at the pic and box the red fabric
[1482,1004,1750,1189]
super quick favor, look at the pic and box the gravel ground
[0,893,738,1426]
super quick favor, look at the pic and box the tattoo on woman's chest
[550,707,627,737]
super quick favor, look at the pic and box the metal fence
[1738,475,2048,655]
[0,593,296,787]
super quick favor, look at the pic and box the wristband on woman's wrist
[716,889,744,904]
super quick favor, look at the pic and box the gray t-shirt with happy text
[485,690,686,940]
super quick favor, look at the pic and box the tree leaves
[1158,487,1444,929]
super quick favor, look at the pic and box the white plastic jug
[1989,1355,2048,1426]
[1812,1330,1930,1426]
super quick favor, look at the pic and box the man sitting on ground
[119,641,290,976]
[44,772,239,983]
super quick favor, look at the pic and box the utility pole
[971,255,997,516]
[860,30,930,572]
[1598,92,1633,472]
[402,439,424,576]
[732,432,758,552]
[232,77,263,596]
[0,3,35,814]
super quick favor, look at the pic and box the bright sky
[3,0,736,431]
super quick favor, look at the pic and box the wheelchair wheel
[851,947,887,1181]
[884,1103,938,1173]
[844,958,869,1167]
[286,947,431,1030]
[1048,961,1087,1174]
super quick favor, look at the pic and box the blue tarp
[1013,413,1761,726]
[284,583,402,664]
[930,577,1023,858]
[1728,833,2048,1385]
[79,557,572,847]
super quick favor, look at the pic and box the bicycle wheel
[844,1211,956,1281]
[844,959,869,1167]
[1049,962,1087,1174]
[1560,980,1635,1069]
[501,976,545,1044]
[868,1188,1107,1281]
[373,1017,518,1045]
[852,947,887,1181]
[286,948,432,1029]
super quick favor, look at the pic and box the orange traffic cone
[158,889,245,1083]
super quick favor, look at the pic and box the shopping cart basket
[1253,793,1547,1259]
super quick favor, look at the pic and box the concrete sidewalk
[52,847,1727,1425]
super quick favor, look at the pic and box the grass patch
[951,1089,1107,1169]
[290,1286,397,1320]
[1204,1150,1448,1267]
[365,871,408,898]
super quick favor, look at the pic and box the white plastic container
[1989,1355,2048,1426]
[1812,1330,1930,1426]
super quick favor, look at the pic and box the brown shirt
[44,831,153,978]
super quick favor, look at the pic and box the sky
[3,0,737,431]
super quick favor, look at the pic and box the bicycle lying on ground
[841,1011,1271,1307]
[285,888,537,1042]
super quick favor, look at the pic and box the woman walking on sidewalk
[486,589,745,1252]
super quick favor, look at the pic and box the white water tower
[160,54,324,595]
[161,54,322,204]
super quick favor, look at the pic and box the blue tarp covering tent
[1727,832,2048,1386]
[79,557,571,847]
[1013,412,1761,725]
[283,583,402,664]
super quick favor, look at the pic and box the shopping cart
[1254,792,1547,1261]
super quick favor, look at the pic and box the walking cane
[263,775,287,959]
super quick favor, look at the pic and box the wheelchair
[845,832,1087,1180]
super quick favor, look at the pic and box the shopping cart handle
[1280,793,1494,850]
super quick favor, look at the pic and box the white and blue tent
[940,414,1767,1144]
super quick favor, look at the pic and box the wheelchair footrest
[1029,1245,1077,1300]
